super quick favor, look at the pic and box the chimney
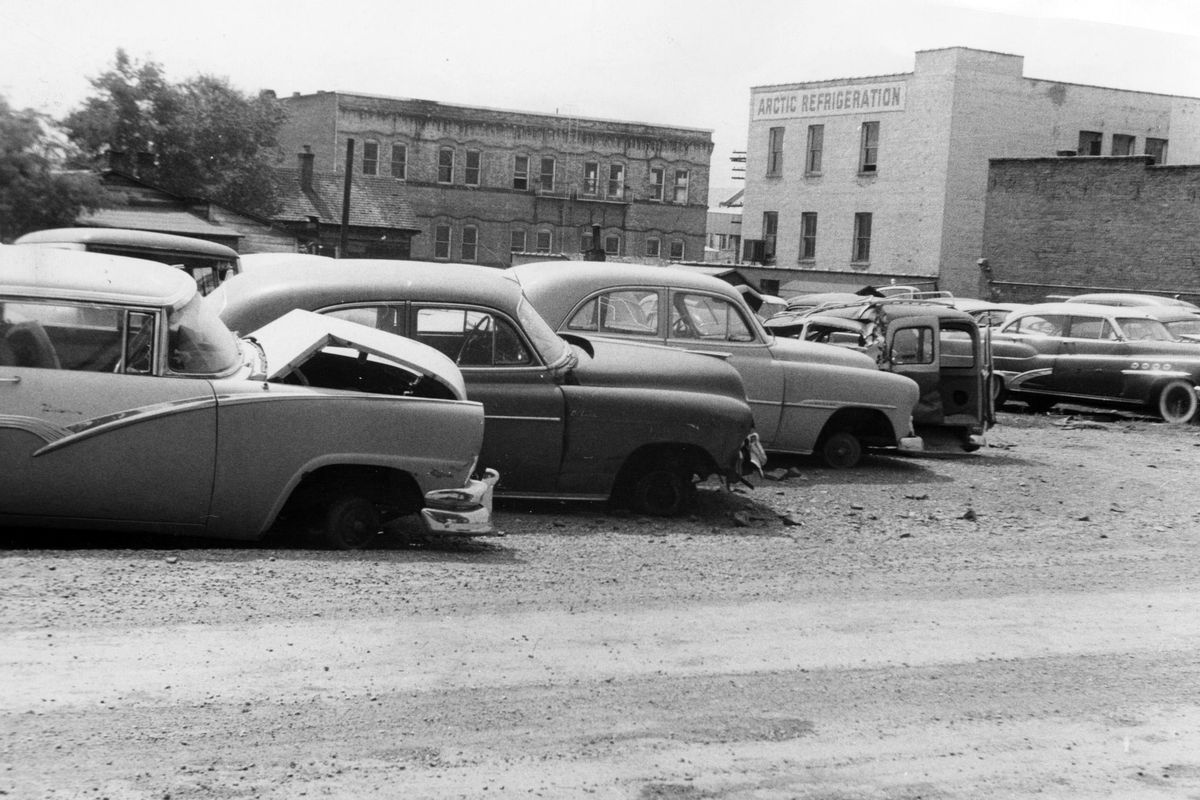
[298,146,315,191]
[106,149,130,173]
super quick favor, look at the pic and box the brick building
[740,47,1200,299]
[981,155,1200,304]
[273,91,713,267]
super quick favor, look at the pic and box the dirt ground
[2,406,1200,800]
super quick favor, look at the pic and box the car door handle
[0,375,20,384]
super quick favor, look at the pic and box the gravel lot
[3,407,1200,799]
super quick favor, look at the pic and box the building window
[859,122,879,173]
[805,124,823,174]
[649,167,665,201]
[390,144,407,179]
[607,163,625,199]
[1145,137,1168,164]
[673,170,689,204]
[668,240,684,261]
[852,213,872,262]
[762,211,778,263]
[583,161,599,194]
[604,235,620,256]
[465,150,481,186]
[1078,131,1103,156]
[645,237,661,258]
[438,147,455,183]
[461,226,478,262]
[539,157,556,192]
[535,230,552,254]
[434,224,451,259]
[800,212,817,260]
[1111,134,1135,156]
[513,155,529,190]
[362,140,379,175]
[510,230,527,253]
[767,126,784,176]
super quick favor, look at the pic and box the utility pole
[339,139,355,258]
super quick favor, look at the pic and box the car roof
[510,260,743,301]
[14,227,240,259]
[0,244,196,307]
[1065,292,1198,310]
[213,257,528,325]
[1008,302,1166,320]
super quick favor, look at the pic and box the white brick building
[739,47,1200,298]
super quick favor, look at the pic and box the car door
[664,289,785,445]
[0,300,217,529]
[993,312,1068,394]
[325,302,567,495]
[883,316,943,425]
[1053,314,1125,398]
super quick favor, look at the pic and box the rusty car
[0,245,497,548]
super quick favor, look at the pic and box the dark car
[211,258,757,516]
[989,302,1200,422]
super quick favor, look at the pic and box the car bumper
[420,468,501,536]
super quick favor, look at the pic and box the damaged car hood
[246,309,468,401]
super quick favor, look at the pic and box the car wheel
[630,467,693,517]
[1156,379,1198,424]
[322,495,381,550]
[820,431,862,469]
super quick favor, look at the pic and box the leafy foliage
[0,97,107,241]
[62,50,286,216]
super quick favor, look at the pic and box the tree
[0,96,107,241]
[62,49,286,216]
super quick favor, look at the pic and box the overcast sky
[4,0,1199,188]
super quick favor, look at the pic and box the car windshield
[166,294,243,374]
[1116,318,1175,342]
[516,296,572,366]
[1166,318,1200,338]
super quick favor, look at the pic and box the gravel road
[2,408,1199,799]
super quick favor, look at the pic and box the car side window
[326,304,404,336]
[668,291,755,342]
[599,290,658,336]
[0,300,132,372]
[1065,316,1114,340]
[414,307,532,367]
[1012,314,1066,337]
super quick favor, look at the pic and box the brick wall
[982,156,1200,303]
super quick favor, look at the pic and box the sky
[4,0,1199,190]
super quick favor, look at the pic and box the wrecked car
[507,261,924,469]
[0,245,497,548]
[212,258,757,516]
[765,299,991,451]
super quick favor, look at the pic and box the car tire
[1155,379,1198,424]
[322,495,381,550]
[820,431,862,469]
[630,467,693,517]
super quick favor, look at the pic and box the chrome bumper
[420,468,501,536]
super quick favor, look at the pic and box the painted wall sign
[752,82,906,120]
